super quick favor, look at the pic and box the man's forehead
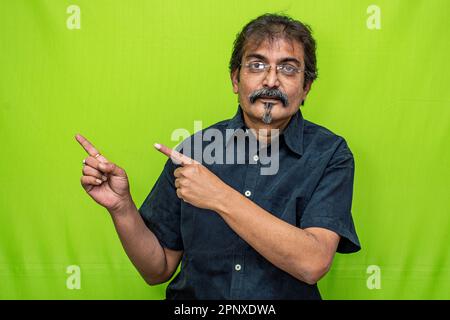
[243,37,304,61]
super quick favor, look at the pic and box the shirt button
[253,155,259,162]
[244,190,251,197]
[235,264,242,271]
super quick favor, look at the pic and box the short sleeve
[300,141,361,253]
[138,158,183,251]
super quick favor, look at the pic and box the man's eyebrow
[244,53,268,62]
[278,57,302,66]
[244,54,302,66]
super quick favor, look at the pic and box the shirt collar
[281,108,305,156]
[227,104,247,130]
[226,105,304,156]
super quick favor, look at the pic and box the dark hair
[229,13,318,88]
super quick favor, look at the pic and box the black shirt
[139,105,361,299]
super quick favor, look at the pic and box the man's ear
[302,81,313,100]
[231,69,239,94]
[301,81,313,106]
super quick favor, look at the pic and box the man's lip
[258,98,280,103]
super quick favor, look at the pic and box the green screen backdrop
[0,0,449,299]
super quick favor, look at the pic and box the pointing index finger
[154,143,195,166]
[75,134,108,162]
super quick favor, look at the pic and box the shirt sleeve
[300,141,361,253]
[138,158,183,251]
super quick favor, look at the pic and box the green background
[1,0,449,299]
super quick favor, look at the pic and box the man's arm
[214,191,339,285]
[109,201,183,285]
[75,134,182,286]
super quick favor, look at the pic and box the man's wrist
[213,185,239,217]
[108,197,137,219]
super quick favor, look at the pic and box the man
[76,13,360,299]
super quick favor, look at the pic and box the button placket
[230,254,245,299]
[242,153,260,200]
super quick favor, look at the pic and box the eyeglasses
[241,61,303,77]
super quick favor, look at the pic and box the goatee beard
[262,102,274,124]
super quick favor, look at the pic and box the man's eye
[250,62,265,69]
[280,64,297,73]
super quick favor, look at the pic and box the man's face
[231,37,312,127]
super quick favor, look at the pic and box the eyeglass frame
[239,61,305,78]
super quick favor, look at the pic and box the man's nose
[262,66,281,88]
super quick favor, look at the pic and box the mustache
[248,88,289,107]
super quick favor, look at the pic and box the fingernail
[102,175,107,181]
[154,143,161,150]
[96,179,102,184]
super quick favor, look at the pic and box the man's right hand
[75,134,132,213]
